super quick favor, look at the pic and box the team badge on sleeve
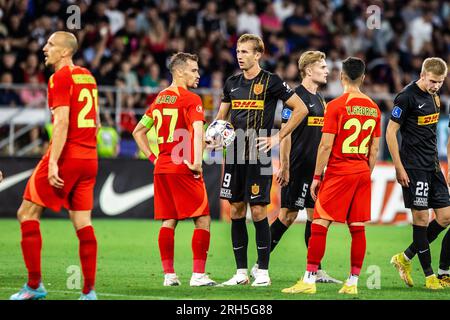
[392,106,402,119]
[281,108,292,120]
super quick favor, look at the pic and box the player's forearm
[280,132,291,169]
[447,134,450,168]
[215,103,230,121]
[314,143,332,176]
[279,97,308,141]
[193,123,204,165]
[134,133,152,158]
[385,126,403,170]
[368,139,380,173]
[49,120,69,164]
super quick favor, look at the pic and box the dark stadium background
[0,0,449,223]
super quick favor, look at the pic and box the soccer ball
[205,120,235,148]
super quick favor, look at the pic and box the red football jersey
[47,65,98,159]
[322,92,381,175]
[145,86,205,174]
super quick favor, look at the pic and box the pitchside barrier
[0,157,222,219]
[0,157,447,224]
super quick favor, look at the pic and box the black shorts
[281,167,315,211]
[402,169,450,210]
[220,162,272,205]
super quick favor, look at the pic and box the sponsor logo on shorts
[220,188,232,199]
[413,197,428,207]
[295,197,305,208]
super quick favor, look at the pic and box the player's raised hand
[395,166,410,187]
[48,161,64,189]
[310,179,321,201]
[276,166,289,187]
[184,160,202,178]
[256,133,280,153]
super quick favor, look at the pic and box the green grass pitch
[0,219,449,300]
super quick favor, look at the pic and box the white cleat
[251,270,271,287]
[163,273,181,286]
[250,263,259,279]
[190,273,217,287]
[316,270,343,284]
[221,273,250,286]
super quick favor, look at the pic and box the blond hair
[298,51,326,79]
[421,57,448,76]
[54,31,78,55]
[237,34,265,54]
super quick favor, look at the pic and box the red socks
[158,227,175,274]
[306,224,328,272]
[77,226,97,294]
[192,229,210,273]
[349,225,366,275]
[20,220,42,289]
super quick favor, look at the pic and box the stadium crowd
[0,0,450,155]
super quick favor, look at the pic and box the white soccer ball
[206,120,235,148]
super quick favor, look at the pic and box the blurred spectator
[237,2,262,37]
[1,52,23,83]
[274,0,295,22]
[19,75,46,108]
[260,3,282,36]
[0,72,22,107]
[409,9,434,55]
[284,4,314,51]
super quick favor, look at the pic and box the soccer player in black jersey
[386,57,450,289]
[214,34,309,286]
[250,51,341,284]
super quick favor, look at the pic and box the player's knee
[230,203,246,219]
[436,214,450,227]
[251,209,266,221]
[412,212,429,226]
[17,202,39,223]
[194,215,210,230]
[280,211,297,226]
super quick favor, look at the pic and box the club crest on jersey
[253,83,264,95]
[433,95,441,109]
[251,184,260,195]
[196,105,202,112]
[392,106,402,119]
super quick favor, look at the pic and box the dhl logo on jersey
[231,100,264,110]
[307,116,324,126]
[417,113,439,125]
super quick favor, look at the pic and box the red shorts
[23,157,98,212]
[154,174,210,220]
[313,171,371,224]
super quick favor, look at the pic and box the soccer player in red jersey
[10,32,99,300]
[133,53,216,287]
[282,57,381,295]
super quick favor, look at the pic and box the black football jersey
[390,81,442,172]
[281,85,326,172]
[222,69,295,161]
